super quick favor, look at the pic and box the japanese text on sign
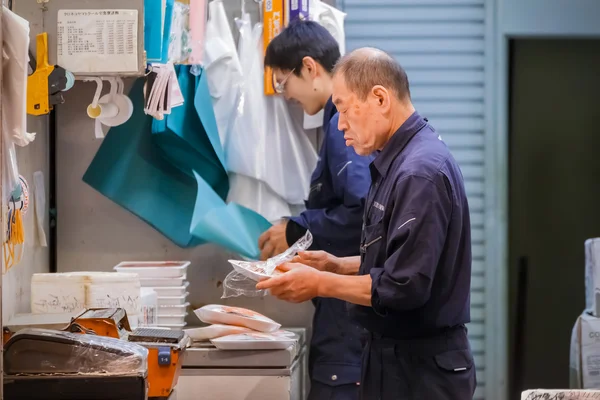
[57,9,139,74]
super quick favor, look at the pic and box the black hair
[265,20,341,76]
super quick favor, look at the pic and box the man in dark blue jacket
[258,21,373,400]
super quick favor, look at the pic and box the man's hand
[256,263,321,303]
[258,222,289,261]
[293,251,341,274]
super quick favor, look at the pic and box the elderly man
[257,48,476,400]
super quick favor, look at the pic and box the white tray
[157,313,187,325]
[228,260,283,282]
[184,325,254,342]
[140,275,187,287]
[114,261,190,278]
[210,332,295,350]
[194,305,281,333]
[158,292,189,306]
[158,302,189,315]
[151,282,190,297]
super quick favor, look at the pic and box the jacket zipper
[360,236,382,253]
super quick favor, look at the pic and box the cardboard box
[570,313,600,389]
[586,239,600,316]
[522,390,600,400]
[263,0,285,95]
[286,0,309,23]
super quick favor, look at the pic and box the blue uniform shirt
[348,112,472,339]
[286,98,374,386]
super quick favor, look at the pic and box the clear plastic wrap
[222,231,313,298]
[4,328,148,376]
[168,2,191,64]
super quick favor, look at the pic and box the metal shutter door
[339,1,488,399]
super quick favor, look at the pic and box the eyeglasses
[273,68,296,94]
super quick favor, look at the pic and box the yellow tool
[27,33,72,115]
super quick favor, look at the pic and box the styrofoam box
[158,293,189,306]
[114,261,190,278]
[158,302,190,316]
[140,275,187,287]
[157,313,187,325]
[152,282,190,297]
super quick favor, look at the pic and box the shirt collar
[372,111,427,178]
[323,96,338,126]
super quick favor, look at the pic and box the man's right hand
[293,251,342,274]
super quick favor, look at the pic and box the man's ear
[302,56,319,78]
[371,85,391,110]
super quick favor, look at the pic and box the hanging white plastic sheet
[2,6,35,147]
[203,0,244,150]
[225,15,317,206]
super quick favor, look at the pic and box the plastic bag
[225,17,318,206]
[222,231,313,298]
[168,2,191,64]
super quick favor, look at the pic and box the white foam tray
[114,261,190,278]
[152,282,190,297]
[158,292,189,306]
[140,275,187,287]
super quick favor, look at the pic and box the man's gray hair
[332,47,410,101]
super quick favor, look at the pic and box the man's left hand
[258,222,289,260]
[256,263,321,303]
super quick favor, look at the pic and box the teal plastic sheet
[83,66,271,258]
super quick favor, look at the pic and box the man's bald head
[332,47,410,102]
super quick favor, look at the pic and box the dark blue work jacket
[286,98,374,386]
[348,112,472,339]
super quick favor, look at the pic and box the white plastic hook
[84,77,103,108]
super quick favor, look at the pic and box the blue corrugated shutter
[340,0,487,399]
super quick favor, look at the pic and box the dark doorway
[509,38,600,395]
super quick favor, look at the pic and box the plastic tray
[151,282,190,297]
[210,332,295,350]
[194,305,281,333]
[184,325,254,342]
[114,261,190,278]
[157,313,187,325]
[228,260,284,282]
[157,293,189,306]
[158,302,189,316]
[140,275,187,287]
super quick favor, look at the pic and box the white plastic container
[157,313,187,325]
[139,288,158,327]
[210,332,295,350]
[85,272,141,317]
[31,273,87,314]
[139,275,187,287]
[114,261,190,278]
[151,282,190,297]
[158,303,190,316]
[157,293,189,306]
[194,305,281,333]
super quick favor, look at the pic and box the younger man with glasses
[258,20,373,400]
